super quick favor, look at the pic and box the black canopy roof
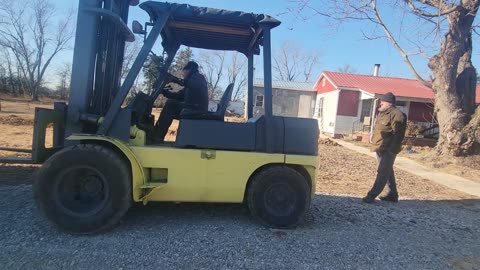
[139,1,281,55]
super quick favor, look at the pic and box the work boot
[379,194,399,202]
[362,195,375,204]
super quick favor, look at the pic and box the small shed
[252,79,316,118]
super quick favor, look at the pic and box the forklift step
[0,156,35,164]
[138,182,167,189]
[0,147,32,153]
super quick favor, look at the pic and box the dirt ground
[0,99,477,201]
[403,151,480,184]
[317,140,475,200]
[348,139,480,184]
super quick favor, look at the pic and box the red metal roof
[322,71,480,104]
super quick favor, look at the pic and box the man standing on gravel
[363,92,406,203]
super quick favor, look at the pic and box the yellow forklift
[1,0,319,234]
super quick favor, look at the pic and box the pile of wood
[319,138,339,146]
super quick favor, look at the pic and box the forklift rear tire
[34,144,132,234]
[247,166,311,228]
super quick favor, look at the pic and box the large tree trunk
[31,85,39,101]
[429,2,480,156]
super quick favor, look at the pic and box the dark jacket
[163,71,209,112]
[372,106,407,154]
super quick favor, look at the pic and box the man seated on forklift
[153,61,209,143]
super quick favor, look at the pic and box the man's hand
[161,84,173,95]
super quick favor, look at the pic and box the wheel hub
[55,166,110,216]
[82,176,103,195]
[264,183,296,216]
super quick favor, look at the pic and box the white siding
[228,101,245,115]
[314,90,339,134]
[298,95,312,117]
[209,100,245,115]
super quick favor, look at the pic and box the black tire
[247,166,311,228]
[34,144,132,234]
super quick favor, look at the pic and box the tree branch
[370,1,430,86]
[405,0,460,17]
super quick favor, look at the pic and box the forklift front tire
[34,144,132,234]
[247,166,311,228]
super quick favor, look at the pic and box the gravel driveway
[0,184,479,270]
[1,144,479,269]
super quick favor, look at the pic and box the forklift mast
[67,0,137,136]
[0,0,138,163]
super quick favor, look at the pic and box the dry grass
[0,96,53,118]
[0,100,53,157]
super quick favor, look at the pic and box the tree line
[0,0,73,101]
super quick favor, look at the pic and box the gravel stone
[0,184,479,270]
[1,144,478,269]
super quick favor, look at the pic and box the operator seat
[180,83,234,121]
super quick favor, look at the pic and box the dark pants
[367,151,398,198]
[153,99,185,143]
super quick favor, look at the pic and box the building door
[298,95,312,118]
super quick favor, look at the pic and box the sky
[50,0,480,87]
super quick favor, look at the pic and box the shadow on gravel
[0,164,37,186]
[119,201,254,232]
[116,194,480,233]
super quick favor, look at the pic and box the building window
[316,97,324,118]
[255,95,264,107]
[360,99,373,122]
[396,101,407,106]
[322,78,326,87]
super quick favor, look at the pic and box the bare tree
[170,47,194,77]
[227,52,247,101]
[337,64,358,74]
[273,41,301,81]
[273,41,321,82]
[56,62,71,100]
[0,51,14,94]
[121,39,143,95]
[303,49,321,82]
[199,51,226,100]
[121,39,142,81]
[0,63,5,94]
[0,50,28,96]
[0,0,74,101]
[291,0,480,157]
